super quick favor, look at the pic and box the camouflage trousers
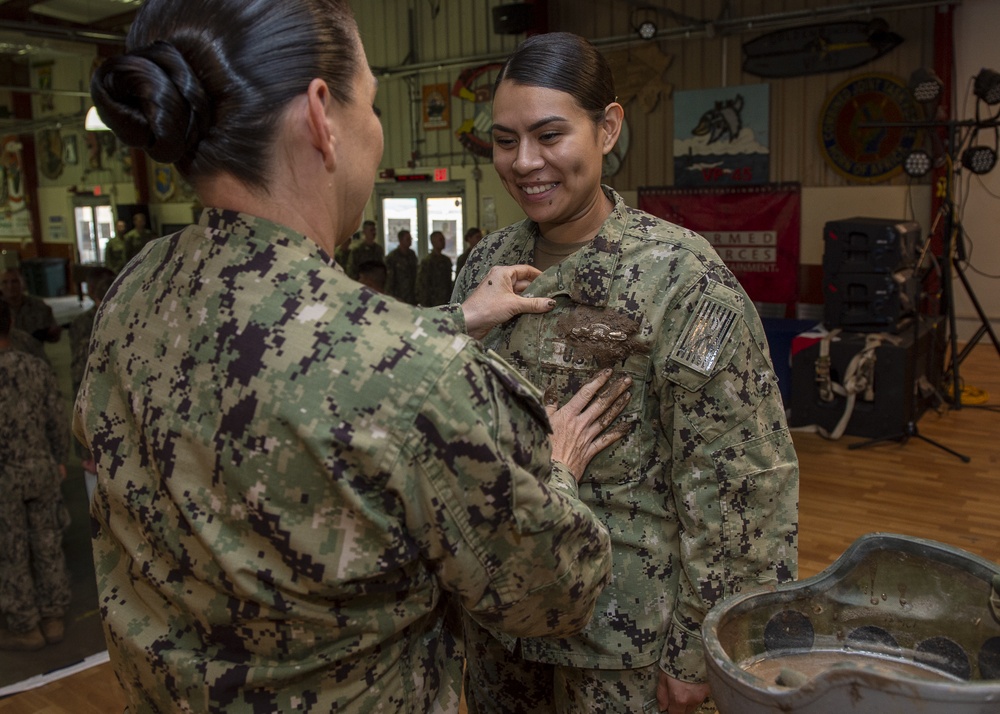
[464,617,663,713]
[0,465,72,634]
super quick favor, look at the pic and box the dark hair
[463,226,481,240]
[88,268,117,303]
[493,32,615,122]
[90,0,359,191]
[357,259,386,277]
[0,297,10,337]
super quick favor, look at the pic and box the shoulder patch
[670,289,741,375]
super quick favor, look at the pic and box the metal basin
[703,533,1000,713]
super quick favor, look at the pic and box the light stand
[863,70,1000,411]
[848,242,970,462]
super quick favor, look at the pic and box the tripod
[848,240,970,462]
[848,314,970,462]
[943,215,1000,402]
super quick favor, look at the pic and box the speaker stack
[822,217,921,333]
[788,217,944,439]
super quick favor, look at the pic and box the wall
[20,0,994,341]
[354,0,947,297]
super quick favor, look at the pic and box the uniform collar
[508,185,627,308]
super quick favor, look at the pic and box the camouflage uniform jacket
[0,347,69,484]
[416,252,453,307]
[104,236,128,273]
[384,246,418,304]
[452,187,799,681]
[73,208,612,713]
[124,227,155,261]
[69,306,97,392]
[12,294,57,342]
[345,240,384,280]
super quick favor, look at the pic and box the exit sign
[434,168,449,182]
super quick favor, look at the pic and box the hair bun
[90,40,212,165]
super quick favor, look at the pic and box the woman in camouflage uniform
[77,4,633,712]
[454,32,799,714]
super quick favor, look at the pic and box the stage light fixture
[637,20,658,40]
[960,145,997,174]
[973,68,1000,105]
[902,149,933,178]
[909,68,943,104]
[631,7,659,41]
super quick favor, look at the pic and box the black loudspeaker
[822,217,921,332]
[788,317,944,439]
[492,3,533,34]
[822,217,919,275]
[823,270,919,332]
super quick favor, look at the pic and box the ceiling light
[85,106,110,131]
[637,20,657,40]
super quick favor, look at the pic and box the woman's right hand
[547,369,632,482]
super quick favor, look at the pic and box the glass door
[73,198,115,266]
[375,181,466,283]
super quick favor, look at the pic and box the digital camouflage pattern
[453,187,799,685]
[124,227,155,262]
[69,305,98,393]
[0,347,71,633]
[8,327,49,363]
[384,246,418,305]
[11,294,57,344]
[73,208,613,713]
[345,239,384,280]
[105,235,128,273]
[416,252,453,307]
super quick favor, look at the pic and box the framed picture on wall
[63,134,78,165]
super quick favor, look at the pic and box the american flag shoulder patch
[670,289,741,375]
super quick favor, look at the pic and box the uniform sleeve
[69,313,92,390]
[658,276,799,682]
[44,365,71,464]
[394,347,612,639]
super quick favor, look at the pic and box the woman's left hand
[461,265,556,340]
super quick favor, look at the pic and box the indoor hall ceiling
[0,0,137,58]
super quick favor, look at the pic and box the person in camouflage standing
[455,225,483,279]
[416,229,454,306]
[104,218,129,273]
[0,298,72,651]
[0,268,61,350]
[80,3,631,712]
[345,219,383,279]
[123,212,155,263]
[453,33,799,714]
[384,228,418,304]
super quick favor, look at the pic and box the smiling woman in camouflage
[453,32,800,714]
[75,3,633,711]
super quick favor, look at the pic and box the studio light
[902,149,933,178]
[637,20,658,40]
[631,7,659,41]
[973,68,1000,106]
[909,68,943,104]
[960,145,997,174]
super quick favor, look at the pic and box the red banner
[638,182,800,309]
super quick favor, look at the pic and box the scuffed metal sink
[703,533,1000,713]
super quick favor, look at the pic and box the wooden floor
[2,343,998,713]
